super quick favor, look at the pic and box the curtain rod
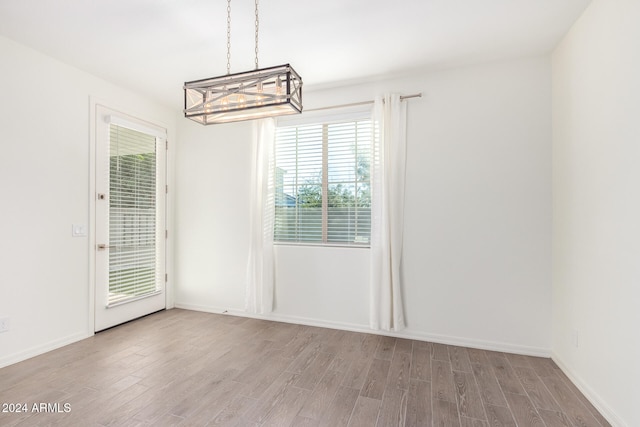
[304,93,422,113]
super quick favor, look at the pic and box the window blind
[108,124,159,306]
[274,118,372,245]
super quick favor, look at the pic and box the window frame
[274,107,374,248]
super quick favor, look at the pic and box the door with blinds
[94,106,166,332]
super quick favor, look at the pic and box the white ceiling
[0,0,591,109]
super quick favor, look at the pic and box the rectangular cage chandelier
[183,0,302,125]
[184,64,302,125]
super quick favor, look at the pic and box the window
[108,124,159,305]
[274,116,372,245]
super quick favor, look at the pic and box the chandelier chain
[226,0,231,75]
[254,0,259,69]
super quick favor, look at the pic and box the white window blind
[108,124,159,306]
[274,118,372,245]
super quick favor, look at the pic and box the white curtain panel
[245,118,276,314]
[370,94,407,331]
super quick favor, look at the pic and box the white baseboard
[399,329,550,357]
[0,332,90,369]
[552,352,625,427]
[174,302,550,357]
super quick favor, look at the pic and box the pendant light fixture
[184,0,303,125]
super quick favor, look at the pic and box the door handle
[97,244,111,250]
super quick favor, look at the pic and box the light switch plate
[72,224,87,237]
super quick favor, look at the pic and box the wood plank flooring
[0,309,610,427]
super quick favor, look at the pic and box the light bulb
[204,91,213,113]
[256,81,264,105]
[237,84,246,107]
[219,86,230,110]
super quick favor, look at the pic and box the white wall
[175,56,552,354]
[0,35,176,367]
[552,1,640,425]
[174,119,253,311]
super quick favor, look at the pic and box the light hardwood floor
[0,309,610,426]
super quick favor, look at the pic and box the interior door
[94,105,167,331]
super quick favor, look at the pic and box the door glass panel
[108,124,158,306]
